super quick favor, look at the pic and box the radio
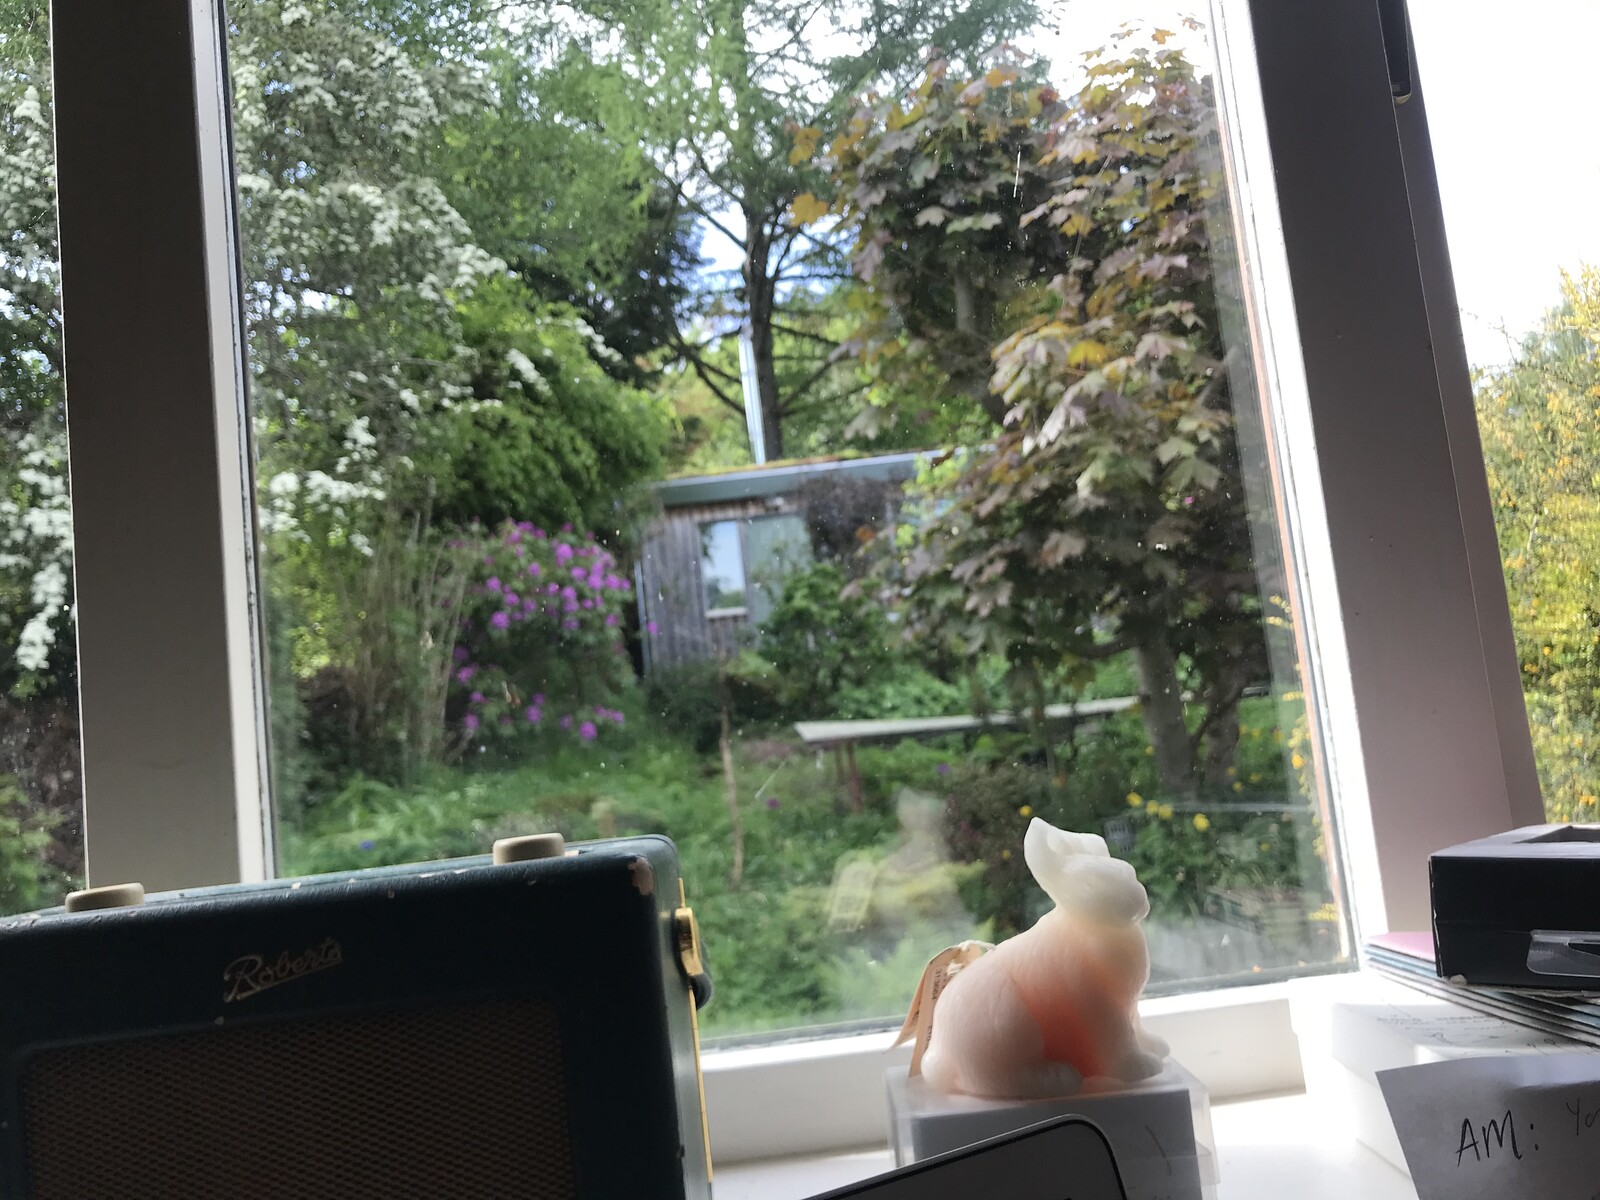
[0,833,713,1199]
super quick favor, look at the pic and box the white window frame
[45,0,1543,1164]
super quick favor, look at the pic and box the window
[701,521,748,614]
[18,0,1543,1155]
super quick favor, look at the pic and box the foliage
[274,507,473,790]
[1478,265,1600,822]
[758,562,896,716]
[0,0,70,701]
[832,31,1269,798]
[436,278,670,532]
[536,0,1039,458]
[0,773,65,914]
[452,522,636,746]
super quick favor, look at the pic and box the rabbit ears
[1023,817,1150,922]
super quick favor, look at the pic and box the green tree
[1478,265,1600,823]
[538,0,1039,458]
[832,30,1268,799]
[0,0,70,702]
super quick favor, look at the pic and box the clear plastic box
[885,1059,1216,1200]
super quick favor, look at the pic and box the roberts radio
[0,832,713,1199]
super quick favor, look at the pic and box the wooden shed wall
[637,499,771,671]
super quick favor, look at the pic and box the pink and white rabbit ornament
[905,817,1167,1099]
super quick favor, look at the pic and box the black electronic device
[812,1116,1128,1200]
[1432,823,1600,987]
[0,833,711,1199]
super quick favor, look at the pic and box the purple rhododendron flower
[453,645,469,662]
[546,583,560,595]
[457,666,476,684]
[554,543,574,564]
[605,613,619,627]
[504,591,519,607]
[562,617,579,630]
[561,586,577,600]
[766,797,781,810]
[527,562,541,577]
[579,721,598,741]
[487,576,501,592]
[525,705,542,723]
[470,691,484,703]
[561,523,573,532]
[646,620,659,635]
[534,693,545,705]
[559,715,573,731]
[463,713,479,732]
[490,611,510,630]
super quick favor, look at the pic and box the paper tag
[893,940,991,1076]
[1377,1052,1600,1199]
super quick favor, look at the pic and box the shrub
[453,521,635,747]
[759,561,896,716]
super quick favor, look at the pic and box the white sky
[1409,0,1600,368]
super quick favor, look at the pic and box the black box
[0,834,712,1199]
[1431,824,1600,988]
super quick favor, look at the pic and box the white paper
[1378,1053,1600,1200]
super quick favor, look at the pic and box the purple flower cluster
[450,521,635,747]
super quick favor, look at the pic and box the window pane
[1416,1,1600,823]
[0,1,83,913]
[701,520,748,612]
[236,0,1350,1037]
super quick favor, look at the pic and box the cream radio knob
[492,833,566,864]
[64,882,145,912]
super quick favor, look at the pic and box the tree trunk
[1201,701,1242,788]
[742,213,785,460]
[1133,633,1197,800]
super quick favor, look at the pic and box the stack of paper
[1364,932,1600,1048]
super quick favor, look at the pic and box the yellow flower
[1001,848,1012,860]
[1192,813,1211,832]
[1583,795,1598,808]
[1144,745,1155,756]
[1018,805,1034,818]
[1127,792,1144,808]
[1232,781,1244,792]
[1260,841,1271,852]
[1291,753,1305,770]
[1156,803,1174,820]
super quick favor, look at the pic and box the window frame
[44,0,1541,1163]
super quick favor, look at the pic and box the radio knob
[64,882,145,912]
[492,833,566,864]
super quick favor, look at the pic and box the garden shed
[636,451,924,670]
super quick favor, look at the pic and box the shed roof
[654,449,929,508]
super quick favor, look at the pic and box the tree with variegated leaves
[831,28,1269,800]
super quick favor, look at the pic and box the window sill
[710,1089,1416,1199]
[703,973,1342,1163]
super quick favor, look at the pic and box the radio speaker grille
[21,997,575,1199]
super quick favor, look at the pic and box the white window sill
[703,973,1342,1163]
[711,1090,1416,1199]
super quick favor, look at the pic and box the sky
[1409,0,1600,368]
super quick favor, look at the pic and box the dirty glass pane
[238,0,1349,1037]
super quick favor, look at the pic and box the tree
[537,0,1039,458]
[1478,265,1600,823]
[0,0,70,702]
[832,29,1268,799]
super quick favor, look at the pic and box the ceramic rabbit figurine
[919,818,1167,1098]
